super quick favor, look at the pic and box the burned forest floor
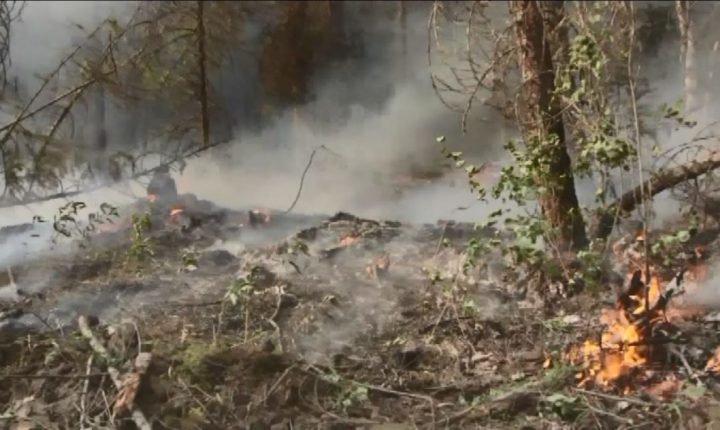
[4,194,720,429]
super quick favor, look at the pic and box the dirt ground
[2,196,720,429]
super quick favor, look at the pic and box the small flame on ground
[567,270,664,388]
[147,193,157,203]
[366,255,390,279]
[568,309,646,387]
[629,271,661,315]
[568,250,712,391]
[170,208,184,217]
[339,234,359,247]
[705,346,720,373]
[97,222,122,233]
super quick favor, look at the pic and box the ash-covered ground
[2,193,720,429]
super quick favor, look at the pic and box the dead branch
[78,316,152,430]
[0,372,107,381]
[284,145,336,214]
[609,147,720,217]
[0,137,230,209]
[0,1,25,92]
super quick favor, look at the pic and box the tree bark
[94,86,107,162]
[398,0,407,71]
[197,0,210,148]
[510,0,588,251]
[675,0,699,114]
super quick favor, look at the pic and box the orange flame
[366,255,390,279]
[168,207,185,224]
[567,271,664,388]
[569,309,646,387]
[705,346,720,373]
[147,193,157,203]
[631,272,661,315]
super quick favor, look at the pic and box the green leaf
[676,230,691,243]
[681,383,706,400]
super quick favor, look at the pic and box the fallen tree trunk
[597,149,720,239]
[0,138,229,210]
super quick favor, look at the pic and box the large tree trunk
[197,0,210,148]
[510,0,588,251]
[675,1,699,115]
[398,0,407,72]
[93,85,108,176]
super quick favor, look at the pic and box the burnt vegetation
[5,1,720,429]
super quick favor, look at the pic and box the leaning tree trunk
[510,0,588,251]
[675,0,699,115]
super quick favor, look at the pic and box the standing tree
[0,1,23,96]
[675,0,698,115]
[196,0,210,148]
[509,0,587,251]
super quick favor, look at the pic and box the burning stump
[146,165,178,204]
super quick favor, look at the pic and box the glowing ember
[366,255,390,279]
[339,234,359,247]
[147,193,158,203]
[629,271,661,315]
[705,346,720,373]
[97,222,122,233]
[646,375,681,400]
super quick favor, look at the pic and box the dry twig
[78,316,152,430]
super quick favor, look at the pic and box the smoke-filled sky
[4,1,720,322]
[1,1,515,228]
[1,1,717,230]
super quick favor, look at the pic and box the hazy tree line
[2,0,720,265]
[0,1,415,205]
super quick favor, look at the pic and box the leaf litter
[2,195,720,429]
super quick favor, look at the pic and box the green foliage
[651,231,692,267]
[181,250,198,268]
[440,136,551,271]
[661,101,698,128]
[575,241,609,293]
[288,239,309,256]
[339,384,369,412]
[51,201,119,243]
[225,266,262,306]
[314,369,371,413]
[542,393,582,420]
[440,142,487,200]
[127,212,154,265]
